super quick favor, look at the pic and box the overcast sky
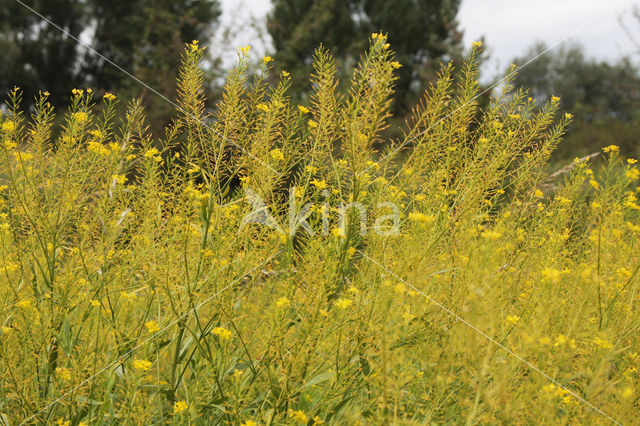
[219,0,640,78]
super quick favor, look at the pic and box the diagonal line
[362,0,629,176]
[358,250,621,425]
[13,0,279,175]
[19,250,282,425]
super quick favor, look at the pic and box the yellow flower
[2,262,18,273]
[212,326,232,340]
[132,359,152,371]
[331,227,345,238]
[506,315,520,324]
[55,419,71,426]
[270,148,285,161]
[390,61,402,69]
[16,300,31,309]
[298,105,310,114]
[554,334,576,348]
[144,147,160,158]
[13,151,33,162]
[627,222,640,234]
[564,112,573,120]
[103,92,116,101]
[480,230,501,240]
[145,321,161,333]
[256,103,270,113]
[589,179,600,190]
[541,268,562,283]
[56,367,72,381]
[1,326,11,334]
[90,300,101,307]
[408,212,435,224]
[308,119,318,128]
[393,283,406,295]
[472,40,483,48]
[602,144,619,153]
[1,121,16,132]
[262,55,273,64]
[173,400,188,414]
[288,409,308,424]
[593,336,613,349]
[239,45,251,54]
[311,179,327,190]
[281,70,290,77]
[275,297,291,308]
[334,298,353,309]
[241,421,258,426]
[626,168,639,180]
[538,336,551,346]
[551,95,560,103]
[112,174,127,185]
[627,158,638,165]
[72,112,89,123]
[120,291,136,301]
[87,141,110,156]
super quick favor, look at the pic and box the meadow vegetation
[0,36,639,424]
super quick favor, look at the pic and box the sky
[219,0,640,79]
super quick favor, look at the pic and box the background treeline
[1,0,638,161]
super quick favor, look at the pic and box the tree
[0,0,88,109]
[1,0,221,131]
[267,0,463,111]
[512,42,640,159]
[85,0,221,133]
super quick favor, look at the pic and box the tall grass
[0,36,639,424]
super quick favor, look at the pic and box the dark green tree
[86,0,221,132]
[1,0,220,131]
[267,0,463,111]
[512,42,640,160]
[0,0,88,109]
[86,0,220,91]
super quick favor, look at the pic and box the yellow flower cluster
[212,326,232,340]
[408,212,435,224]
[132,359,152,371]
[173,400,188,414]
[1,120,16,132]
[145,321,161,333]
[270,148,284,161]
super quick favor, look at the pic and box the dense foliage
[0,38,639,425]
[267,0,463,110]
[0,0,221,128]
[512,42,640,161]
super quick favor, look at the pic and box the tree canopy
[512,42,640,159]
[267,0,463,111]
[0,0,220,129]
